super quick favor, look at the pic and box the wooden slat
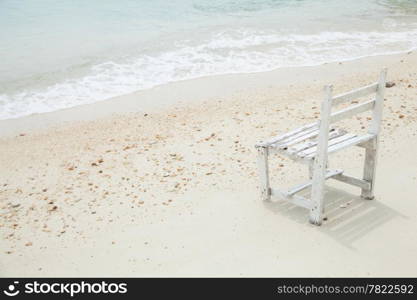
[330,99,375,123]
[273,127,319,147]
[270,147,310,164]
[288,140,317,155]
[299,133,357,157]
[270,188,311,209]
[332,82,378,106]
[287,129,346,155]
[332,173,371,191]
[274,129,320,149]
[286,169,344,196]
[304,134,374,159]
[326,134,374,155]
[256,122,318,147]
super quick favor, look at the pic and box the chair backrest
[313,69,387,162]
[319,68,387,135]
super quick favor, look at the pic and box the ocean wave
[1,29,417,120]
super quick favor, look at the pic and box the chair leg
[309,161,328,179]
[309,160,327,226]
[361,139,378,200]
[257,147,271,201]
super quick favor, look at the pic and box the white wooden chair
[255,69,387,225]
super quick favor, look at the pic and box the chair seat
[257,123,375,162]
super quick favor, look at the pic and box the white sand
[1,52,417,277]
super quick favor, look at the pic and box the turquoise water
[1,0,417,119]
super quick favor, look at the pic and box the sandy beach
[1,52,417,277]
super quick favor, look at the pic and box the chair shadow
[263,186,404,249]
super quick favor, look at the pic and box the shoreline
[1,51,417,277]
[1,50,414,137]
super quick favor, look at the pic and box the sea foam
[1,29,417,120]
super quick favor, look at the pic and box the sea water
[1,0,417,120]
